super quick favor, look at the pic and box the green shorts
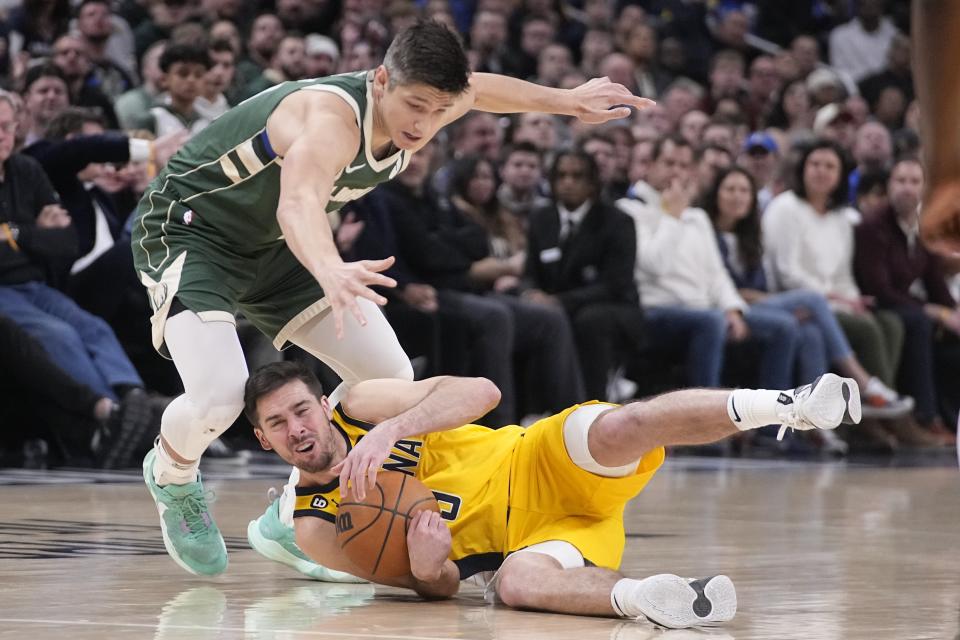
[131,186,328,358]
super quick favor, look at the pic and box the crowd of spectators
[0,0,955,467]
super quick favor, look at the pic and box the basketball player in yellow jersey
[247,361,861,629]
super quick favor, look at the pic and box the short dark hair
[45,106,106,140]
[501,140,541,165]
[383,20,470,94]
[159,42,211,73]
[856,169,888,198]
[23,63,67,93]
[244,361,325,427]
[651,134,693,162]
[208,38,235,57]
[77,0,110,13]
[794,138,851,210]
[549,148,601,193]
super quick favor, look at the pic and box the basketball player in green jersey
[134,19,653,577]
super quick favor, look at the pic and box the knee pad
[562,404,640,477]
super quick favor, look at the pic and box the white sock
[727,389,790,431]
[153,438,199,486]
[611,578,648,618]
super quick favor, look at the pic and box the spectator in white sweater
[763,139,906,396]
[828,0,900,83]
[618,135,798,389]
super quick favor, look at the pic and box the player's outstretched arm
[333,376,501,499]
[275,107,397,337]
[913,0,960,254]
[461,73,654,124]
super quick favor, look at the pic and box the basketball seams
[339,484,386,548]
[371,474,407,574]
[337,471,441,578]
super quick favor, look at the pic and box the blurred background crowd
[0,0,956,469]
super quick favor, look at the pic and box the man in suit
[524,149,643,401]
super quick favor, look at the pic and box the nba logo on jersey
[183,210,194,225]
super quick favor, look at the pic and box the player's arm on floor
[440,73,655,127]
[333,376,501,499]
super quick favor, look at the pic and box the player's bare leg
[494,374,860,627]
[496,549,736,628]
[913,0,960,255]
[589,374,860,467]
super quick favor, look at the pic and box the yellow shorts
[504,401,665,570]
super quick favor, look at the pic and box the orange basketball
[335,470,440,578]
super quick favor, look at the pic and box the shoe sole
[809,374,862,427]
[142,450,227,576]
[102,392,154,469]
[246,518,331,578]
[635,574,737,629]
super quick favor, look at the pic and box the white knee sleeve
[161,311,248,460]
[562,404,640,478]
[288,298,413,384]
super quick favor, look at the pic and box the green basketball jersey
[138,71,411,253]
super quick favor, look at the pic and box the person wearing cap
[813,102,856,150]
[305,34,339,79]
[739,131,779,212]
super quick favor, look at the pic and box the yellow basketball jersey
[294,405,524,577]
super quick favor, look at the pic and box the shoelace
[776,384,813,441]
[177,488,218,541]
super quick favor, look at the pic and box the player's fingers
[629,95,656,110]
[352,285,388,307]
[360,271,397,288]
[329,305,345,340]
[361,256,396,272]
[345,298,369,326]
[365,462,378,493]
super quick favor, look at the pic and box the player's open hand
[568,77,656,124]
[315,257,397,339]
[332,422,397,501]
[407,510,451,582]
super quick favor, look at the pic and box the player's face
[376,71,458,151]
[254,380,342,473]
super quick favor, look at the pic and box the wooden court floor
[1,455,958,640]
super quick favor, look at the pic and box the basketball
[336,470,440,578]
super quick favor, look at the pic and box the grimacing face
[373,66,458,152]
[253,380,343,474]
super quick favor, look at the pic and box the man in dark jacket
[0,91,152,466]
[855,157,959,435]
[524,149,643,400]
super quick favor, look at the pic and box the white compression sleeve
[155,311,248,484]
